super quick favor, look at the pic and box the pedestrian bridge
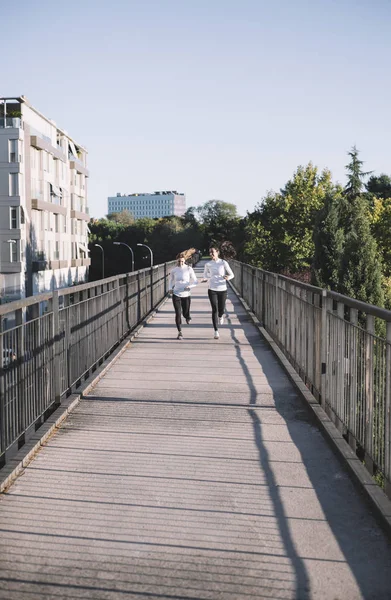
[0,261,391,600]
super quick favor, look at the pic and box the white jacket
[203,259,234,291]
[169,265,198,298]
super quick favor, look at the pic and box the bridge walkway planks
[0,262,391,599]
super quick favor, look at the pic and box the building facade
[108,191,186,219]
[0,96,90,302]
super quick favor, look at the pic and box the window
[55,214,59,233]
[55,241,60,260]
[9,139,18,163]
[20,207,25,224]
[10,241,17,263]
[9,173,18,196]
[10,207,18,229]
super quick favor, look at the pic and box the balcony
[71,258,91,267]
[31,198,67,216]
[69,159,89,177]
[1,261,22,273]
[70,208,90,221]
[0,117,22,129]
[30,135,66,162]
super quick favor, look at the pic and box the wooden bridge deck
[0,263,391,599]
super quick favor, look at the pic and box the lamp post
[137,243,153,267]
[113,242,134,272]
[94,244,104,279]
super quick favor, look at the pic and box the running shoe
[219,315,224,325]
[177,332,183,340]
[186,318,192,325]
[214,331,219,339]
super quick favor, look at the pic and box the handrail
[231,259,391,500]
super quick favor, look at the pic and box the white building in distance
[108,191,186,219]
[0,96,90,302]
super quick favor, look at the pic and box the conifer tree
[344,145,372,200]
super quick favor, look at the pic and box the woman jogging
[169,250,198,340]
[202,245,234,339]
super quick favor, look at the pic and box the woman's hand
[201,278,207,283]
[223,275,230,280]
[184,286,190,291]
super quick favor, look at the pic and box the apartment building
[108,191,186,219]
[0,96,90,302]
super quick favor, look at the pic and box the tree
[244,163,335,273]
[366,174,391,200]
[107,210,135,226]
[312,152,384,307]
[344,145,372,200]
[370,197,391,276]
[339,196,384,306]
[312,189,345,289]
[195,199,241,250]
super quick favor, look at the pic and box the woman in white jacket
[202,246,234,339]
[169,252,198,340]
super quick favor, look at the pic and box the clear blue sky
[3,0,390,217]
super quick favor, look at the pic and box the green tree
[194,199,241,250]
[344,145,372,200]
[312,189,345,289]
[339,196,384,306]
[244,163,335,273]
[107,210,135,226]
[370,197,391,276]
[312,152,384,306]
[366,174,391,200]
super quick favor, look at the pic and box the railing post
[114,278,120,342]
[150,266,154,312]
[137,271,141,323]
[125,274,131,331]
[251,268,255,311]
[241,263,244,298]
[385,322,391,499]
[52,290,61,407]
[320,290,328,410]
[365,314,375,473]
[164,263,167,295]
[348,308,358,451]
[261,272,266,327]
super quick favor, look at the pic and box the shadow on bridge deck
[0,265,391,600]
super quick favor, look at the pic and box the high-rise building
[0,96,90,302]
[108,191,186,219]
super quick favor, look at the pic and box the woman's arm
[187,267,198,288]
[169,269,175,292]
[201,262,210,283]
[223,261,234,281]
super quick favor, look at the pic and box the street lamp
[113,242,134,272]
[94,244,104,279]
[137,243,153,267]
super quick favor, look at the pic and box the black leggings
[208,289,227,331]
[172,295,191,331]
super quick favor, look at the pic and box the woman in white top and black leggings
[202,246,234,339]
[169,252,198,340]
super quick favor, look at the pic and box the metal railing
[231,260,391,498]
[0,261,176,467]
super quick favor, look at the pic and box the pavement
[0,261,391,599]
